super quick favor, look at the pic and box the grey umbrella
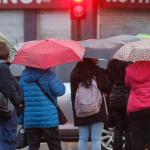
[78,39,124,60]
[107,35,146,44]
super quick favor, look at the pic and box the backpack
[75,78,102,117]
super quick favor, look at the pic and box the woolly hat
[0,40,10,56]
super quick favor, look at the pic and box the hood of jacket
[126,61,150,84]
[0,60,11,66]
[107,59,128,71]
[21,67,46,83]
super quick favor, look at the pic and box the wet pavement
[19,142,92,150]
[40,142,92,150]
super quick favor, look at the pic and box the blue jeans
[78,122,104,150]
[0,110,18,150]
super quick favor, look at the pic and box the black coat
[0,60,24,117]
[70,65,111,126]
[106,59,132,109]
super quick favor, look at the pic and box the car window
[51,60,108,83]
[51,62,77,83]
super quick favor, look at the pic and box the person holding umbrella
[106,59,132,150]
[18,66,66,150]
[70,58,111,150]
[13,39,85,150]
[113,39,150,150]
[0,40,25,150]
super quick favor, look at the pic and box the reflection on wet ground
[18,142,92,150]
[39,142,92,150]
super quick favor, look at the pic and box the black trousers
[112,108,132,150]
[26,127,62,150]
[129,109,150,150]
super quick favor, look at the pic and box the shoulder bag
[35,80,68,125]
[0,90,15,117]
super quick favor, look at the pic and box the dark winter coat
[70,65,111,126]
[106,59,132,109]
[0,60,24,117]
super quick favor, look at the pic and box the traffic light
[70,0,86,19]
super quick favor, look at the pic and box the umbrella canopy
[9,42,26,77]
[12,38,85,69]
[78,39,124,60]
[113,39,150,61]
[0,32,6,39]
[0,32,17,58]
[107,35,146,44]
[137,34,150,39]
[9,41,38,76]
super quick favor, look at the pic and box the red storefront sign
[101,0,150,9]
[0,0,70,9]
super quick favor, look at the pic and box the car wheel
[101,127,125,150]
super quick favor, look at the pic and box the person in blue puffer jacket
[18,67,66,150]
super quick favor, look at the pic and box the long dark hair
[70,58,97,88]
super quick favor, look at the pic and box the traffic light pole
[77,19,82,41]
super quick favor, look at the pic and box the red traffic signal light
[74,0,83,1]
[70,0,86,19]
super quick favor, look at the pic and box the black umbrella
[78,39,124,60]
[107,35,146,44]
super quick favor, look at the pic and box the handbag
[35,80,68,125]
[16,126,28,149]
[0,90,15,117]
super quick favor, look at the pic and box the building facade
[0,0,72,45]
[1,0,150,46]
[98,0,150,39]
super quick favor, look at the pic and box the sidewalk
[17,142,92,150]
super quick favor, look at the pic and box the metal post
[77,19,82,41]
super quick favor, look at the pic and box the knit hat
[0,40,10,56]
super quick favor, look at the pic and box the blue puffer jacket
[18,67,66,129]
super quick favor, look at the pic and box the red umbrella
[12,38,85,69]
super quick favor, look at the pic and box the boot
[125,133,132,150]
[125,144,131,150]
[113,143,122,150]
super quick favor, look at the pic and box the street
[40,142,92,150]
[19,142,92,150]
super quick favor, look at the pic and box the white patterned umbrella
[113,39,150,61]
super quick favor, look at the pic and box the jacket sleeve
[0,64,22,108]
[18,112,24,125]
[48,72,66,96]
[17,81,25,118]
[125,73,131,87]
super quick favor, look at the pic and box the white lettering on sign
[3,0,7,3]
[11,0,17,3]
[20,0,33,4]
[118,0,127,3]
[107,0,149,3]
[107,0,117,2]
[0,0,51,4]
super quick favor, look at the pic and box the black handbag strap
[35,80,57,108]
